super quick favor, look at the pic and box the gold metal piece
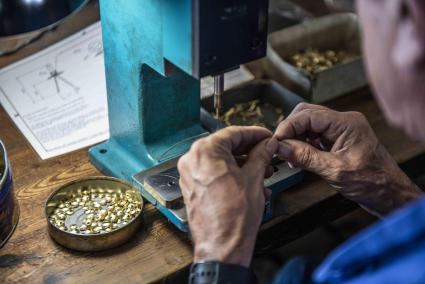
[288,48,349,76]
[216,99,285,130]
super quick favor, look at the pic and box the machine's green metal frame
[90,0,204,180]
[89,0,205,230]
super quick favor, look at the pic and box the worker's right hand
[178,126,278,267]
[274,103,423,217]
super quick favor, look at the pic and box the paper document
[0,21,254,160]
[0,22,108,159]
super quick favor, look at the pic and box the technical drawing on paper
[0,22,109,160]
[16,37,104,103]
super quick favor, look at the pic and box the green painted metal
[89,0,204,182]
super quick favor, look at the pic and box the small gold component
[110,214,117,223]
[102,222,111,229]
[57,213,66,220]
[96,214,105,221]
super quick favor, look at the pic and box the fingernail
[288,162,294,169]
[278,141,292,158]
[266,138,278,155]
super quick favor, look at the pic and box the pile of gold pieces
[49,187,142,234]
[219,99,284,130]
[289,48,347,76]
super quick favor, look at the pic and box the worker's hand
[178,126,278,267]
[275,103,422,217]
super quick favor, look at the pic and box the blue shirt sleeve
[273,196,425,284]
[313,196,425,284]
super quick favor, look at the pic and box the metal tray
[45,176,143,252]
[262,13,367,103]
[0,140,19,248]
[201,79,304,132]
[268,0,311,33]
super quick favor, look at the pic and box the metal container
[201,79,304,132]
[0,140,19,248]
[263,13,367,103]
[0,0,89,55]
[268,0,311,33]
[45,177,143,252]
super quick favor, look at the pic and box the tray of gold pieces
[289,48,353,77]
[221,99,285,130]
[263,13,367,103]
[45,177,143,251]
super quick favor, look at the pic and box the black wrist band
[189,261,257,284]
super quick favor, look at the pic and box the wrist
[194,239,255,268]
[362,146,423,216]
[362,180,422,218]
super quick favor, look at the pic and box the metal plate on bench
[143,167,182,209]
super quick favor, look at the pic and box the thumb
[278,139,334,175]
[243,137,278,175]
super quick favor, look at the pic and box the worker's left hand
[178,126,278,267]
[274,103,422,217]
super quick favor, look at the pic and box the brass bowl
[45,177,143,252]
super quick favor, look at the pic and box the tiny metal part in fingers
[214,74,224,119]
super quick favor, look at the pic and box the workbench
[1,2,425,283]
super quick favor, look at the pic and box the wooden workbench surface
[1,2,425,284]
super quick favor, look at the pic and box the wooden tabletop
[1,2,425,284]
